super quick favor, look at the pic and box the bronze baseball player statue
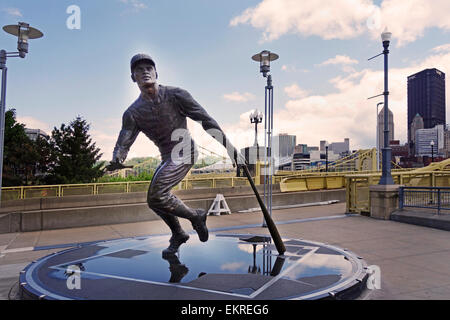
[107,54,244,257]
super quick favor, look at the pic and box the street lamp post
[252,50,278,227]
[0,22,43,205]
[371,28,394,185]
[430,140,435,163]
[325,143,329,172]
[249,109,263,160]
[376,102,383,171]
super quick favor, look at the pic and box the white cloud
[317,55,359,73]
[318,55,358,66]
[119,0,147,12]
[220,262,246,272]
[374,0,450,47]
[281,65,309,73]
[238,243,263,254]
[16,116,52,135]
[2,7,23,17]
[230,0,377,42]
[431,44,450,53]
[231,0,450,46]
[223,91,256,102]
[284,83,308,99]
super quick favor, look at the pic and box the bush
[96,170,154,183]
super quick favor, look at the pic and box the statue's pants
[147,156,196,235]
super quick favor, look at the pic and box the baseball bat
[241,164,286,255]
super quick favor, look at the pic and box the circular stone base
[19,234,369,300]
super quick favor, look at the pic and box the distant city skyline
[407,68,446,155]
[1,1,450,160]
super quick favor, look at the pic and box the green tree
[2,109,50,186]
[46,116,103,184]
[33,135,54,184]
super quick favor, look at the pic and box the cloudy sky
[1,0,449,160]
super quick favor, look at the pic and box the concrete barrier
[0,185,345,233]
[391,209,450,231]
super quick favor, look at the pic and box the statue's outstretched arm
[176,88,245,165]
[111,110,140,164]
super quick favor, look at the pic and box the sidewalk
[1,202,450,300]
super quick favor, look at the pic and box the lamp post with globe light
[368,28,394,185]
[379,28,394,185]
[249,109,263,160]
[0,22,43,204]
[252,50,278,227]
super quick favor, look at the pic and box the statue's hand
[105,160,132,171]
[227,147,247,168]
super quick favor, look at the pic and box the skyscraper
[407,68,446,154]
[415,125,444,157]
[377,106,394,149]
[274,134,296,158]
[320,138,350,156]
[410,113,424,149]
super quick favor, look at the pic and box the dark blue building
[407,68,446,154]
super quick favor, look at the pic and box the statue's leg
[147,159,208,242]
[153,207,190,255]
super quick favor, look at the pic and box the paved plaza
[1,202,450,300]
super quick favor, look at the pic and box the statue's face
[133,62,157,88]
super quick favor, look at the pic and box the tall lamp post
[0,22,43,204]
[249,109,263,160]
[368,28,394,185]
[430,140,435,163]
[376,102,383,171]
[252,50,278,227]
[325,142,329,172]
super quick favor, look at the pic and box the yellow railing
[279,173,346,192]
[346,171,450,213]
[176,176,251,190]
[276,148,378,175]
[277,168,411,192]
[0,181,153,201]
[1,176,254,201]
[4,159,449,202]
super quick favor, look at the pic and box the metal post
[376,104,379,171]
[269,75,273,221]
[437,188,441,215]
[263,82,268,227]
[325,145,328,172]
[254,121,258,147]
[0,50,7,205]
[263,74,274,227]
[431,144,434,163]
[251,118,261,161]
[379,41,394,185]
[398,187,404,209]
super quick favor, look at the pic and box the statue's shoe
[190,209,209,242]
[161,251,189,283]
[162,232,190,256]
[168,264,189,283]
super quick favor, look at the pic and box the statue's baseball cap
[130,53,156,73]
